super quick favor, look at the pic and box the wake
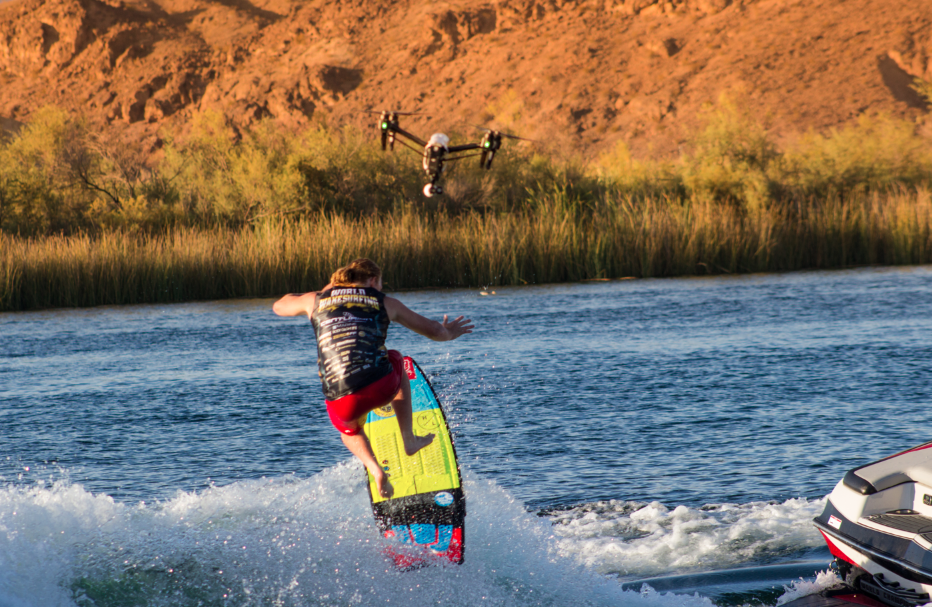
[0,461,823,607]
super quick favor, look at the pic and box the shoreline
[5,263,929,315]
[4,190,932,312]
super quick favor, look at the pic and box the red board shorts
[326,350,404,436]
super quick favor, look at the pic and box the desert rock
[0,0,930,157]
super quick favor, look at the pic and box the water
[2,266,931,606]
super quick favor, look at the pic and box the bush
[0,107,92,234]
[781,113,932,200]
[680,92,781,212]
[594,140,682,201]
[3,103,932,238]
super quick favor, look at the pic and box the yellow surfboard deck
[364,359,460,503]
[363,357,465,566]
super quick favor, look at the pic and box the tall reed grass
[4,188,931,312]
[3,101,932,311]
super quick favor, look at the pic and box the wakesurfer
[272,258,474,499]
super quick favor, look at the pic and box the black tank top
[310,286,392,401]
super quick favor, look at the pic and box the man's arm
[272,292,319,318]
[272,283,332,318]
[384,296,474,341]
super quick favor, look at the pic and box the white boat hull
[814,441,932,607]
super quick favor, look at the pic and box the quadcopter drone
[372,110,529,197]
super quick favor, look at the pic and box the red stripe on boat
[819,530,857,566]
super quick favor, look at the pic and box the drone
[371,110,530,197]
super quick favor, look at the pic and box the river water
[2,266,931,606]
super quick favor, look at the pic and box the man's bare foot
[403,433,435,457]
[372,468,394,499]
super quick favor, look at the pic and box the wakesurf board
[362,356,465,569]
[778,586,887,607]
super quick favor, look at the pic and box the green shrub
[0,107,92,234]
[594,141,682,202]
[680,93,780,212]
[781,114,932,199]
[0,107,177,234]
[3,102,932,249]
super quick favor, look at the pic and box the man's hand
[441,315,474,340]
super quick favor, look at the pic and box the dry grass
[4,188,932,311]
[3,103,932,311]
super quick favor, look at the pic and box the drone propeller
[364,110,429,116]
[473,125,537,143]
[473,128,536,170]
[499,132,536,142]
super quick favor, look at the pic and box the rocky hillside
[1,0,930,160]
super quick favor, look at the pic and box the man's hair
[330,258,382,287]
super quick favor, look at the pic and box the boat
[813,440,932,607]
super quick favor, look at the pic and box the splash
[776,570,842,605]
[0,463,717,607]
[549,497,827,578]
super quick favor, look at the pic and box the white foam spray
[0,462,826,607]
[0,462,711,607]
[550,497,827,578]
[776,569,842,605]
